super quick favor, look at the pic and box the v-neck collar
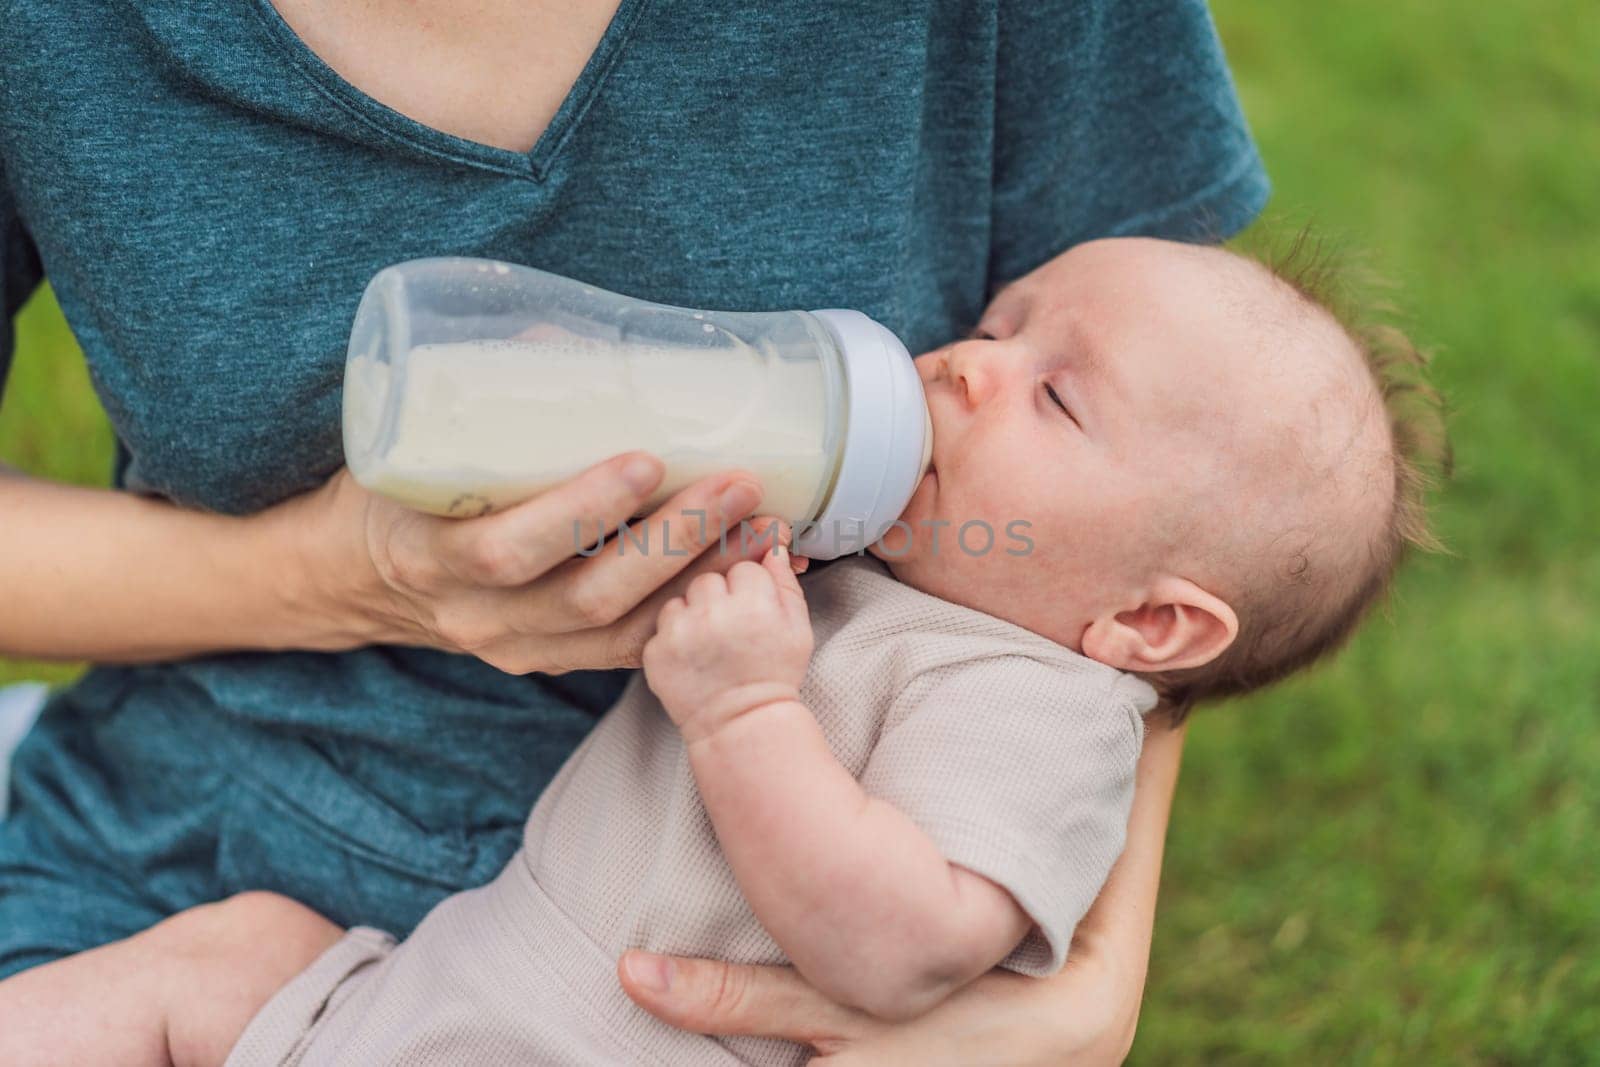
[247,0,651,181]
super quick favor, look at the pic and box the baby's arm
[642,548,1032,1021]
[0,893,340,1067]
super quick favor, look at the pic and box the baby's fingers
[762,543,808,624]
[725,558,779,601]
[655,596,688,631]
[684,570,729,606]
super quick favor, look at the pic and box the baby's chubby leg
[0,892,341,1067]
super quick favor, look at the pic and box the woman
[0,0,1266,1059]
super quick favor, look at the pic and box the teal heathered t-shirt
[0,1,1267,933]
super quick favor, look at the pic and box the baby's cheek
[964,482,1041,544]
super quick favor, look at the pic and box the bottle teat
[796,309,931,559]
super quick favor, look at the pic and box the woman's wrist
[270,471,407,652]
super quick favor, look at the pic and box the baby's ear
[1080,577,1238,673]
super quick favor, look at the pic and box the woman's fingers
[432,452,666,589]
[617,944,1132,1067]
[533,471,763,634]
[507,518,786,671]
[353,450,783,672]
[617,952,875,1051]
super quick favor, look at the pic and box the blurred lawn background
[2,1,1596,1063]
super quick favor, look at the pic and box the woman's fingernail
[622,456,662,494]
[718,481,761,520]
[625,952,674,994]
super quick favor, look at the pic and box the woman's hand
[304,452,782,674]
[616,931,1141,1066]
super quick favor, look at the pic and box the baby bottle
[342,258,933,559]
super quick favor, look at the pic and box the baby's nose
[948,344,997,409]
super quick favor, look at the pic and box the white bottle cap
[797,309,932,560]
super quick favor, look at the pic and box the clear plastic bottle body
[343,258,848,521]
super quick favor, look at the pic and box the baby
[0,236,1441,1066]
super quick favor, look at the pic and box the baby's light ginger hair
[1148,229,1451,723]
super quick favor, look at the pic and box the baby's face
[876,237,1361,651]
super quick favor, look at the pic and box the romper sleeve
[990,0,1271,286]
[1,161,45,403]
[858,654,1154,976]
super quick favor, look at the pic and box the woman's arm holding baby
[643,547,1031,1022]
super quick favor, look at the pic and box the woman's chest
[264,0,625,155]
[1,1,996,513]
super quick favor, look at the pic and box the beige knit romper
[227,557,1155,1066]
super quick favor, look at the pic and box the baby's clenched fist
[642,546,814,743]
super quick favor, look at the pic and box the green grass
[2,2,1596,1061]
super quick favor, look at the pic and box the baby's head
[876,235,1447,719]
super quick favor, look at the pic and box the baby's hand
[642,544,813,743]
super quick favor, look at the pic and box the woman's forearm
[0,465,375,662]
[3,453,779,675]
